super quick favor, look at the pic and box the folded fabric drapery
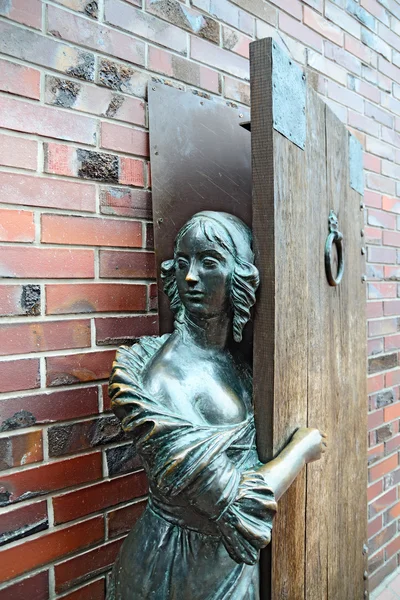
[107,337,277,600]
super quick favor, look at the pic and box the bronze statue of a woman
[108,211,327,600]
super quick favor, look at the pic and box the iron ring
[325,231,344,286]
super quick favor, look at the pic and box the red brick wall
[0,0,399,597]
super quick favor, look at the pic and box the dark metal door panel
[148,84,251,334]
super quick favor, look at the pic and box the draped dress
[107,335,277,600]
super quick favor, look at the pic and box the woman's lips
[185,290,205,298]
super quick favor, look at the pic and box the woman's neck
[180,312,231,351]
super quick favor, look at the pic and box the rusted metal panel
[148,84,251,334]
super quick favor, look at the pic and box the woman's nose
[185,263,199,283]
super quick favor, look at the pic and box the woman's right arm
[256,428,327,501]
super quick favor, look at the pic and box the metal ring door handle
[325,210,344,287]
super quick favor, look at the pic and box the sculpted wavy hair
[160,213,260,343]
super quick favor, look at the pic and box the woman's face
[175,224,235,319]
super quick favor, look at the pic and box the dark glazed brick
[0,430,43,471]
[146,0,219,43]
[0,452,102,506]
[95,315,159,346]
[55,539,123,592]
[99,250,156,279]
[46,76,81,108]
[0,500,48,546]
[106,443,142,476]
[0,359,40,393]
[376,424,393,443]
[98,59,149,98]
[48,416,125,457]
[375,389,395,408]
[21,285,41,316]
[59,578,105,600]
[53,471,148,524]
[0,387,99,431]
[368,521,396,554]
[46,283,147,315]
[368,353,398,374]
[368,550,384,574]
[107,499,146,538]
[100,187,152,218]
[0,570,49,600]
[77,149,119,183]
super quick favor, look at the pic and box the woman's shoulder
[112,334,171,385]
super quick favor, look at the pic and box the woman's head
[161,212,259,342]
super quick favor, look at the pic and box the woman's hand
[292,427,327,464]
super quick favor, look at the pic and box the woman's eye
[177,259,188,270]
[202,258,218,269]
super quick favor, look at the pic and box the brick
[348,110,380,136]
[0,58,40,100]
[0,20,95,82]
[191,36,249,80]
[304,6,343,45]
[384,401,400,421]
[368,247,396,264]
[0,284,39,317]
[48,5,145,66]
[0,430,43,471]
[364,226,382,245]
[222,26,251,58]
[368,353,398,373]
[325,1,361,38]
[366,263,384,280]
[0,453,102,506]
[384,301,400,315]
[100,187,152,219]
[0,172,96,212]
[308,50,348,85]
[385,500,400,523]
[366,137,395,161]
[46,350,115,386]
[51,0,100,17]
[365,102,393,128]
[205,0,254,35]
[0,0,41,29]
[46,283,147,315]
[106,443,142,476]
[224,76,250,105]
[361,0,390,24]
[55,539,121,593]
[385,432,400,454]
[366,173,396,196]
[369,555,397,590]
[149,282,158,311]
[384,231,400,247]
[53,471,148,524]
[0,516,103,583]
[368,283,397,299]
[41,215,142,248]
[369,454,399,481]
[368,443,385,465]
[368,549,384,574]
[229,0,277,24]
[0,320,91,357]
[361,27,391,60]
[45,76,146,126]
[368,514,382,537]
[147,46,219,93]
[0,247,94,279]
[376,423,393,442]
[0,209,34,243]
[385,369,400,387]
[0,387,99,431]
[0,500,47,546]
[0,96,97,145]
[368,408,384,429]
[368,480,383,502]
[367,208,396,229]
[381,160,400,180]
[325,41,361,75]
[146,0,219,43]
[364,152,380,173]
[99,250,155,278]
[44,144,145,186]
[96,315,159,345]
[385,534,400,558]
[279,13,322,52]
[57,578,105,600]
[0,571,49,600]
[0,359,39,393]
[379,21,400,50]
[0,133,37,171]
[324,98,347,123]
[327,80,363,111]
[344,33,375,65]
[105,0,187,54]
[369,318,400,337]
[381,92,400,117]
[374,390,394,409]
[385,333,400,350]
[367,302,383,318]
[101,122,149,157]
[98,59,150,99]
[48,415,124,457]
[107,499,146,538]
[378,56,400,85]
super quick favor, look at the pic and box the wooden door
[251,38,368,600]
